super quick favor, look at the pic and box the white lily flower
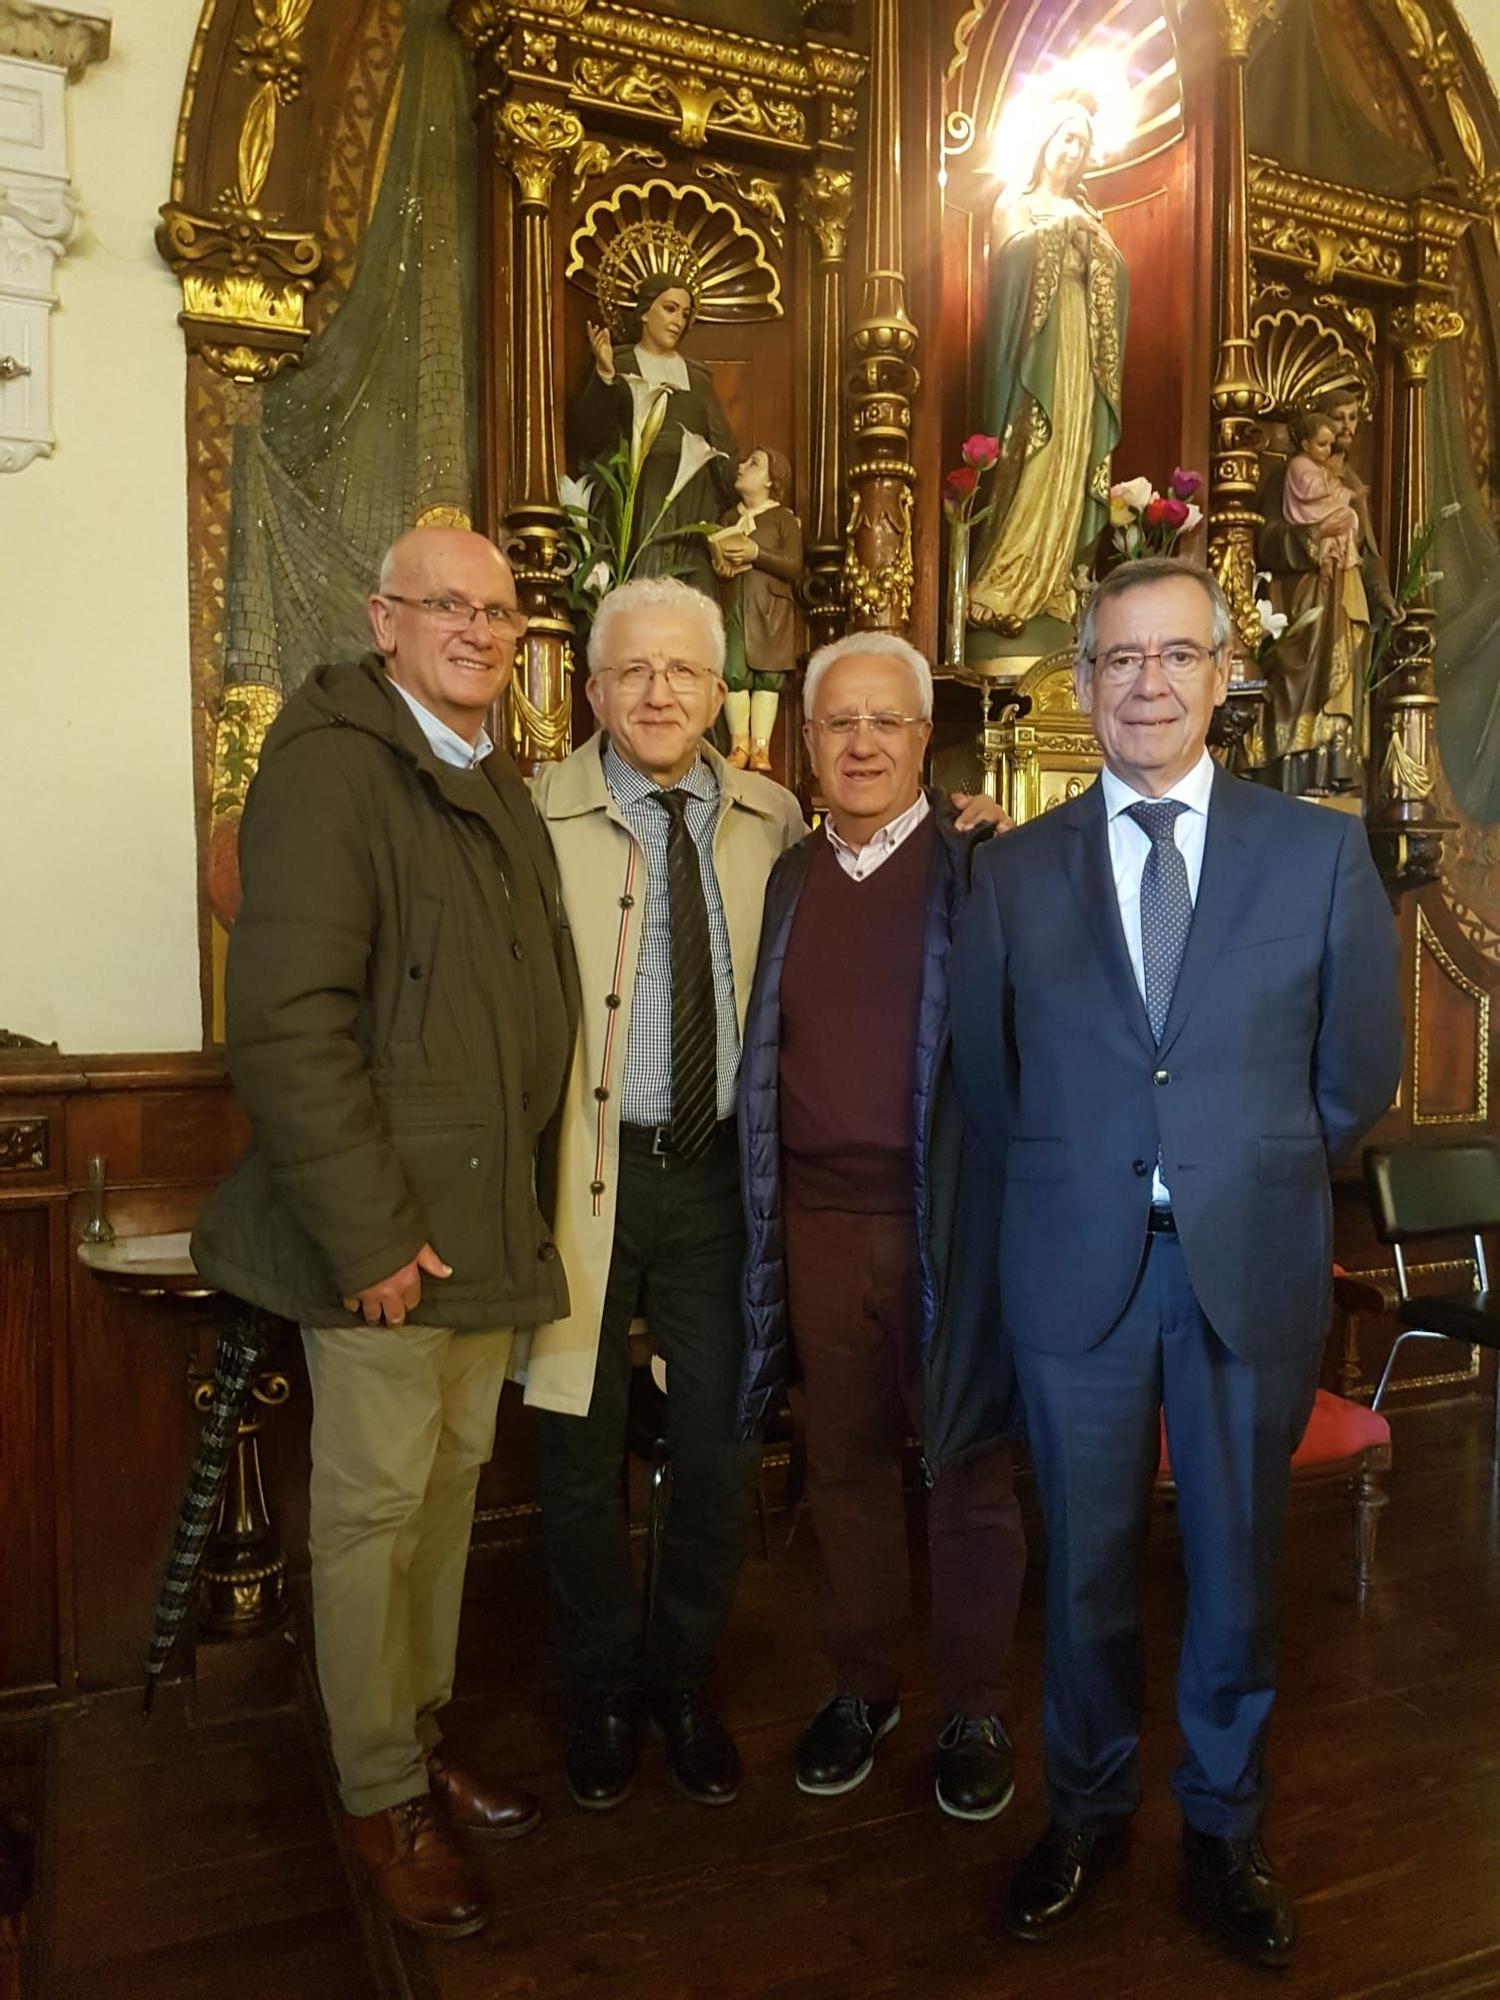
[622,374,670,468]
[1256,598,1288,642]
[584,559,612,595]
[1111,475,1155,513]
[661,428,725,511]
[1181,501,1203,534]
[559,474,595,517]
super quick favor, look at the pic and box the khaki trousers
[302,1322,513,1815]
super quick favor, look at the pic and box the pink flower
[961,433,1001,471]
[1169,467,1203,501]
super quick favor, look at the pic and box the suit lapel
[1156,767,1263,1058]
[1061,783,1156,1057]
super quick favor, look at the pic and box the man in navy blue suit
[950,557,1401,1968]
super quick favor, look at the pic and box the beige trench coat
[511,734,806,1415]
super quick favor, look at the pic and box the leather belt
[1146,1206,1177,1235]
[620,1119,734,1165]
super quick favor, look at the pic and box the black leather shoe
[564,1693,645,1811]
[935,1714,1015,1822]
[795,1694,900,1797]
[651,1690,740,1805]
[1007,1820,1128,1941]
[1183,1826,1295,1969]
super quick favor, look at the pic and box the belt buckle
[650,1124,672,1159]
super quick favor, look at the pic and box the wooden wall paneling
[0,1201,61,1702]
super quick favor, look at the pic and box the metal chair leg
[1370,1328,1449,1411]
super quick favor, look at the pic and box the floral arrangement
[1108,468,1204,558]
[942,431,1002,531]
[559,375,724,620]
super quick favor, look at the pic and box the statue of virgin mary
[967,92,1129,635]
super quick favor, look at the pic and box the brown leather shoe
[342,1794,488,1939]
[427,1748,542,1844]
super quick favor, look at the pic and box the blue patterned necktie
[1125,799,1192,1042]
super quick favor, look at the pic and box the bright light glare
[986,46,1142,189]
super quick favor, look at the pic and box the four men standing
[200,526,1400,1974]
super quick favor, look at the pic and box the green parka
[191,655,579,1331]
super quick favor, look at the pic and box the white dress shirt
[389,678,493,770]
[1099,748,1216,1204]
[825,790,931,882]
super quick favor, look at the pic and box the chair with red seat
[1155,1366,1392,1603]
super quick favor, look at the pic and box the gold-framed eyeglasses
[603,662,718,694]
[381,592,528,639]
[812,711,926,740]
[1089,643,1216,685]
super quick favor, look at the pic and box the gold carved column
[1207,0,1277,679]
[1367,300,1463,891]
[796,165,854,648]
[844,0,917,632]
[492,97,582,767]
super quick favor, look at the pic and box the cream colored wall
[1460,5,1500,94]
[0,0,205,1054]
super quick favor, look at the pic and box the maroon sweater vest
[778,814,934,1212]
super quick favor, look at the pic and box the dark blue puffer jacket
[735,791,1021,1473]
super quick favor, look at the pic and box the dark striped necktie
[1125,798,1192,1043]
[655,789,719,1161]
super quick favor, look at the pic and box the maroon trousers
[784,1204,1026,1717]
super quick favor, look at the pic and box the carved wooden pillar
[492,97,581,768]
[1367,301,1462,892]
[795,165,853,649]
[844,0,917,633]
[1207,0,1277,677]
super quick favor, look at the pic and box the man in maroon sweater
[736,634,1025,1818]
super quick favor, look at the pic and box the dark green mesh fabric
[222,0,477,700]
[1246,0,1428,196]
[1431,340,1500,822]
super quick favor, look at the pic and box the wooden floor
[41,1397,1500,2000]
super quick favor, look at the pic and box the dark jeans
[785,1204,1026,1718]
[536,1122,757,1706]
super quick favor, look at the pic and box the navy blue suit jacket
[949,769,1402,1361]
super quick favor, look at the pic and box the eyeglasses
[381,593,529,639]
[812,712,926,739]
[602,662,717,695]
[1089,643,1217,685]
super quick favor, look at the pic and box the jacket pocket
[1256,1136,1326,1185]
[389,894,444,1047]
[1005,1137,1066,1181]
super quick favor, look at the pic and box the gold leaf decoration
[238,82,278,207]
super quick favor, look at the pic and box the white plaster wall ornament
[0,0,108,472]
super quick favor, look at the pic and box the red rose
[1146,495,1189,529]
[945,465,979,499]
[961,432,1001,471]
[1170,467,1203,501]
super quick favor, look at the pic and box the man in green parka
[193,527,579,1943]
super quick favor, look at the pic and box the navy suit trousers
[1014,1231,1320,1839]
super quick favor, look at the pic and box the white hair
[802,631,934,719]
[586,576,726,678]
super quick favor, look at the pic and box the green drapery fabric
[221,0,477,703]
[1246,0,1428,196]
[1430,341,1500,823]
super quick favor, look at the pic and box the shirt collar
[388,678,492,770]
[825,789,930,862]
[1100,748,1216,824]
[603,739,718,809]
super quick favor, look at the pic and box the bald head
[368,524,527,745]
[376,525,512,597]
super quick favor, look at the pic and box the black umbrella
[142,1308,272,1713]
